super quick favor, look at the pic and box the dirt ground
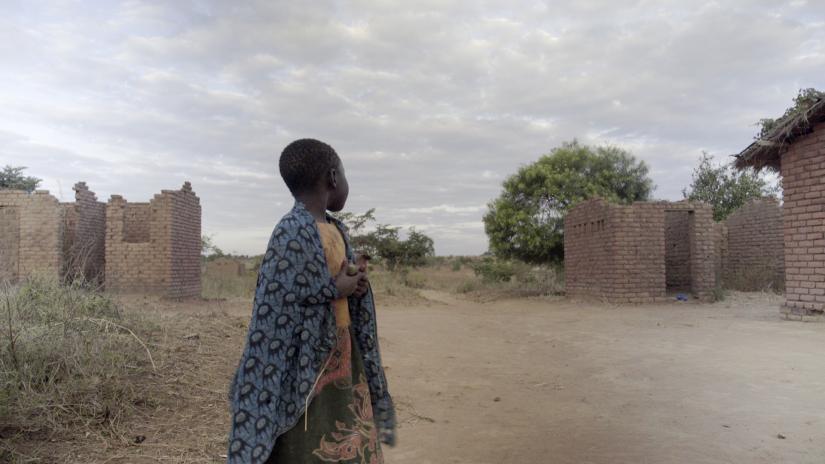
[13,290,825,463]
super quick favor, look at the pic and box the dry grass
[371,259,565,303]
[201,270,257,301]
[724,265,785,294]
[0,276,162,462]
[1,284,247,463]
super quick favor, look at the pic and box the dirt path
[15,291,825,463]
[380,291,825,464]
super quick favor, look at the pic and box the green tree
[683,152,777,221]
[332,209,435,268]
[0,166,41,193]
[400,228,435,267]
[483,141,654,264]
[331,208,376,236]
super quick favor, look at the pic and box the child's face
[327,158,349,212]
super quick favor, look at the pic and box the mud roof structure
[735,93,825,171]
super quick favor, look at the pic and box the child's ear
[328,167,338,189]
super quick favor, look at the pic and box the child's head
[279,138,349,212]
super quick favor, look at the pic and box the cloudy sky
[1,1,822,255]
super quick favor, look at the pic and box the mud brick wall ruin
[105,182,201,298]
[780,121,825,318]
[0,181,201,298]
[722,199,784,291]
[0,190,64,281]
[62,182,107,283]
[565,199,717,303]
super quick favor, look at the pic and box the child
[227,139,395,464]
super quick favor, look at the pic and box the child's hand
[334,259,364,298]
[353,254,370,298]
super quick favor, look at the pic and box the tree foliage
[332,209,435,269]
[201,234,225,260]
[682,152,777,221]
[483,141,654,264]
[0,166,41,193]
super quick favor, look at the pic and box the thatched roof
[734,95,825,172]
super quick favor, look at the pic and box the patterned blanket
[227,202,395,463]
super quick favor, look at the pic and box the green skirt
[266,327,384,464]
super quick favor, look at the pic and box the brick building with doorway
[564,199,717,303]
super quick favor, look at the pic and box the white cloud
[1,0,822,255]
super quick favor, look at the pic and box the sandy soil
[382,291,825,464]
[9,291,825,463]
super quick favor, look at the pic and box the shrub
[712,286,727,302]
[456,280,479,294]
[401,269,427,289]
[472,258,516,283]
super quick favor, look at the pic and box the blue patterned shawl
[227,201,395,463]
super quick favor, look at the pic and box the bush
[712,286,727,302]
[472,258,516,283]
[368,267,422,301]
[456,280,479,294]
[400,269,428,289]
[0,276,157,437]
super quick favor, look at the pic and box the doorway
[665,210,692,294]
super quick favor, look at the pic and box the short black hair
[279,138,340,194]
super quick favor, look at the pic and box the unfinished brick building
[564,199,717,303]
[0,181,201,298]
[0,182,106,283]
[105,182,202,298]
[736,95,825,320]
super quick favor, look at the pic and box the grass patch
[0,276,158,443]
[201,270,257,300]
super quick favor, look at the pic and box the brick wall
[105,196,164,294]
[713,222,727,289]
[780,121,825,318]
[123,203,152,243]
[168,182,202,299]
[105,182,201,298]
[564,199,614,300]
[565,199,716,303]
[0,190,64,281]
[0,204,21,281]
[62,182,106,282]
[723,199,784,291]
[610,202,667,302]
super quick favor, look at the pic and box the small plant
[451,261,462,272]
[402,270,427,289]
[711,286,727,302]
[457,280,479,294]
